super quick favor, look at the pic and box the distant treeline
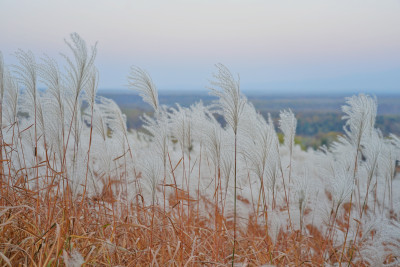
[263,111,400,137]
[100,91,400,148]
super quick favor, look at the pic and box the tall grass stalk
[209,63,245,266]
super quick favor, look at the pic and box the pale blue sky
[1,0,399,93]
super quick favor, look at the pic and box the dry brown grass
[0,175,375,267]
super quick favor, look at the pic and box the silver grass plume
[383,134,400,209]
[267,113,274,128]
[89,104,108,141]
[266,160,279,207]
[96,96,128,143]
[0,56,19,126]
[189,101,211,143]
[268,210,282,245]
[279,109,297,151]
[39,59,67,166]
[35,96,46,141]
[279,109,297,186]
[363,131,382,186]
[142,112,169,167]
[342,94,377,148]
[39,56,66,134]
[390,134,400,153]
[202,118,223,170]
[221,149,234,205]
[84,68,99,109]
[331,163,354,212]
[127,66,159,112]
[380,138,397,182]
[39,55,64,99]
[39,56,68,164]
[209,63,246,134]
[61,33,97,174]
[0,52,4,107]
[13,49,40,174]
[63,249,84,267]
[294,169,310,232]
[171,105,192,154]
[193,102,223,171]
[13,50,38,115]
[242,103,276,181]
[2,70,19,126]
[62,33,97,99]
[0,52,4,179]
[140,151,162,206]
[209,63,245,265]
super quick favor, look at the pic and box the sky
[1,0,400,93]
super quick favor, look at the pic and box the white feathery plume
[209,63,246,134]
[363,130,382,186]
[39,55,64,101]
[13,50,38,118]
[342,94,377,148]
[242,103,276,182]
[0,52,5,179]
[209,64,246,265]
[203,121,223,169]
[127,66,159,112]
[140,151,162,206]
[268,210,282,245]
[89,105,108,141]
[35,96,46,140]
[279,109,297,186]
[2,69,19,126]
[194,103,224,170]
[266,159,279,207]
[39,55,66,135]
[390,134,400,153]
[294,169,310,231]
[96,96,128,143]
[279,109,297,150]
[142,112,170,167]
[171,105,192,153]
[379,139,397,182]
[0,52,4,104]
[62,33,97,98]
[267,112,274,128]
[221,149,234,199]
[330,163,354,211]
[84,68,98,109]
[379,134,400,210]
[63,249,85,267]
[13,50,37,100]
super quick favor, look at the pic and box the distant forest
[99,90,400,149]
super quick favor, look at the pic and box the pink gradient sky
[1,0,399,93]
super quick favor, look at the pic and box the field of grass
[100,90,400,150]
[1,34,400,266]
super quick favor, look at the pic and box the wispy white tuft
[63,249,85,267]
[127,66,159,111]
[279,109,297,150]
[342,94,377,148]
[209,63,246,134]
[62,32,97,98]
[330,163,354,211]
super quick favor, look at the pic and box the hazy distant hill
[98,90,400,141]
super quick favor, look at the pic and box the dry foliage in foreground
[0,184,378,266]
